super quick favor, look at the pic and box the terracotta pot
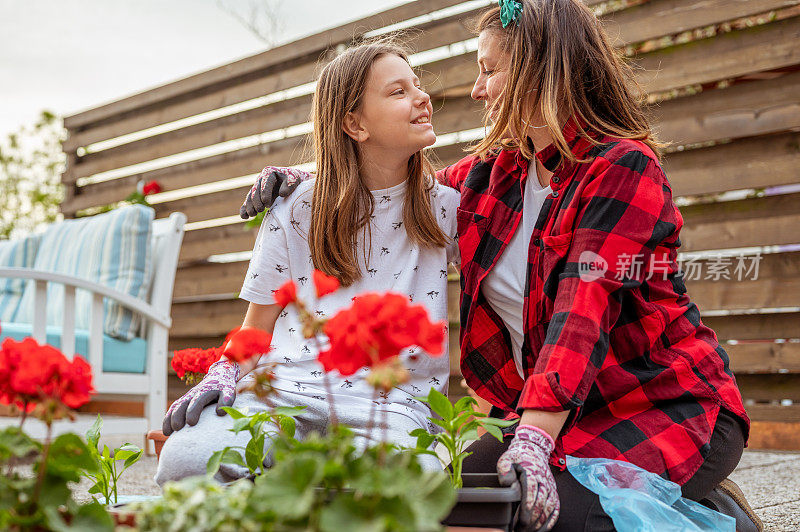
[146,430,168,460]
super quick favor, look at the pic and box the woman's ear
[342,111,369,142]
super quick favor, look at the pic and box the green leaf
[101,444,110,460]
[85,414,102,449]
[221,447,246,467]
[206,449,224,476]
[66,499,115,531]
[479,416,518,427]
[231,417,251,433]
[427,389,454,420]
[483,423,504,442]
[0,426,40,460]
[255,457,322,519]
[245,435,264,473]
[271,406,306,417]
[220,406,245,419]
[47,433,97,478]
[452,396,477,412]
[121,448,143,472]
[279,416,296,438]
[413,432,436,450]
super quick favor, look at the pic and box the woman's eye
[482,69,495,76]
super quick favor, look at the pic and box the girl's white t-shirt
[479,161,551,378]
[239,178,460,429]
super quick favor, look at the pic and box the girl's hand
[239,166,308,219]
[162,360,239,435]
[497,424,560,531]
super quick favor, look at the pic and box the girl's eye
[392,89,404,95]
[482,69,495,76]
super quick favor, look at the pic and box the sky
[0,0,408,138]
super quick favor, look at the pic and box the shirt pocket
[456,208,490,278]
[535,231,574,320]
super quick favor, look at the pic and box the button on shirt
[480,161,551,378]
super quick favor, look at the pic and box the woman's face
[471,30,510,121]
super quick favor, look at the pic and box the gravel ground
[70,431,800,531]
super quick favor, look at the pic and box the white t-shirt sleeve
[239,207,292,306]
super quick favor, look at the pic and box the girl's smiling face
[344,54,435,157]
[471,30,510,121]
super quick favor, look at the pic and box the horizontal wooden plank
[64,0,468,130]
[603,0,800,47]
[686,251,800,311]
[179,222,258,264]
[634,15,800,94]
[654,69,800,149]
[173,261,248,300]
[171,298,249,337]
[664,131,800,198]
[735,373,800,401]
[727,341,800,373]
[745,404,800,424]
[748,420,800,450]
[704,312,800,341]
[679,192,800,252]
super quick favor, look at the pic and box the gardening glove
[239,166,308,219]
[497,425,560,531]
[162,360,240,436]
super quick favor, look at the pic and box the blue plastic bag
[566,456,735,532]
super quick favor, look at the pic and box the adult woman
[241,1,758,530]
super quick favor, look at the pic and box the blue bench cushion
[15,205,154,341]
[0,233,42,323]
[0,322,147,374]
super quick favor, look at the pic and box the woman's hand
[161,360,239,436]
[497,424,560,531]
[239,166,307,219]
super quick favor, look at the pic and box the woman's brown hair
[307,40,449,287]
[471,0,663,164]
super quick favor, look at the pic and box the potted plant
[411,389,521,531]
[0,331,115,530]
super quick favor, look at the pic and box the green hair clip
[498,0,523,28]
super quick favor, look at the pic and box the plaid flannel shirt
[439,117,749,483]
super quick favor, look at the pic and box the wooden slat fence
[61,0,800,448]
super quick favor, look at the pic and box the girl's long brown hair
[307,40,448,286]
[471,0,663,164]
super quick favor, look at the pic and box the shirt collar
[534,115,598,173]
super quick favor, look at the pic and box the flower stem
[365,387,379,444]
[32,422,52,507]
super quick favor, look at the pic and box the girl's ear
[342,111,369,142]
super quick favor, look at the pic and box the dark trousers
[460,409,745,531]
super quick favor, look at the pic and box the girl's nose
[415,87,431,106]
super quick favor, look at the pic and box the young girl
[155,40,459,484]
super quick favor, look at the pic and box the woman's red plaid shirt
[439,117,749,484]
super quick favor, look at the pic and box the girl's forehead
[367,54,415,85]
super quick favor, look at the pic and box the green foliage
[411,389,516,488]
[82,415,143,505]
[244,209,266,230]
[0,110,65,239]
[0,426,113,531]
[206,405,305,477]
[134,425,456,531]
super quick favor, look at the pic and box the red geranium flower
[171,346,222,380]
[317,292,445,376]
[313,270,340,298]
[223,327,272,364]
[0,337,94,410]
[274,280,297,307]
[142,180,162,196]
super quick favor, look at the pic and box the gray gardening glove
[239,166,309,219]
[162,360,240,436]
[497,425,560,531]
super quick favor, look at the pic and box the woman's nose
[471,77,485,101]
